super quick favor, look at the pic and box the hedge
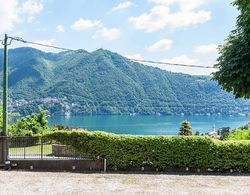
[46,131,250,171]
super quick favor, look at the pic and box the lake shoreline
[48,115,249,135]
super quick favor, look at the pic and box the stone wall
[52,144,76,157]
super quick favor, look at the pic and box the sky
[0,0,239,75]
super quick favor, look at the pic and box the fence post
[24,145,26,159]
[103,158,107,173]
[41,137,43,160]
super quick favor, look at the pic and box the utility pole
[3,34,8,136]
[0,34,9,166]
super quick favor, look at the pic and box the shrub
[46,131,250,171]
[227,127,250,140]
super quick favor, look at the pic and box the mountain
[0,47,249,116]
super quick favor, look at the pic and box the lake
[48,115,250,135]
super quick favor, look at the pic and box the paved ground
[0,171,250,195]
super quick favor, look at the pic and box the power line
[9,36,74,51]
[128,58,215,69]
[8,36,216,69]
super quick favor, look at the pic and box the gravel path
[0,171,250,195]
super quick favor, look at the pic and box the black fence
[8,136,88,160]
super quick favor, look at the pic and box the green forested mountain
[0,47,249,116]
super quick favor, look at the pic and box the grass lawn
[9,144,52,155]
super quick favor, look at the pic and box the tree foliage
[179,120,192,136]
[9,110,49,136]
[213,0,250,98]
[227,123,250,140]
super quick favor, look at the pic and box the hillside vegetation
[0,47,249,116]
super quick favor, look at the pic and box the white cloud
[129,6,170,32]
[129,1,211,32]
[164,54,198,65]
[125,53,144,60]
[149,0,208,11]
[0,0,19,34]
[195,43,218,54]
[146,39,173,52]
[72,17,120,41]
[28,38,56,52]
[56,25,65,33]
[21,0,43,16]
[71,18,101,31]
[112,1,133,11]
[27,16,34,23]
[94,27,121,41]
[145,54,216,75]
[0,0,43,35]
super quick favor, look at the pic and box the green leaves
[9,110,49,136]
[213,0,250,98]
[227,125,250,140]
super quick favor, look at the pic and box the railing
[8,136,87,160]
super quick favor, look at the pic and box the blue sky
[0,0,238,75]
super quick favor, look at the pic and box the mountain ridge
[0,47,249,116]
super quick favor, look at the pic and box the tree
[0,107,19,135]
[9,110,49,136]
[179,120,192,136]
[213,0,250,98]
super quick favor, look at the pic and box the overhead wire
[8,36,74,51]
[8,36,216,69]
[128,59,215,69]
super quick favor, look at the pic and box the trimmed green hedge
[46,131,250,171]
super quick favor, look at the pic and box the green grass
[9,144,52,154]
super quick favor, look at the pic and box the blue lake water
[48,115,250,135]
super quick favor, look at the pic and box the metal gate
[1,136,106,171]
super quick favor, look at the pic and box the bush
[227,127,250,140]
[46,131,250,171]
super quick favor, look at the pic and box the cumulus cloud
[0,0,43,35]
[0,0,19,34]
[194,43,218,54]
[94,27,121,41]
[112,1,133,11]
[149,0,207,11]
[147,54,216,75]
[28,38,56,52]
[56,25,65,33]
[71,17,121,41]
[164,54,198,65]
[125,53,144,60]
[146,39,173,52]
[129,0,211,32]
[20,0,43,16]
[71,18,101,31]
